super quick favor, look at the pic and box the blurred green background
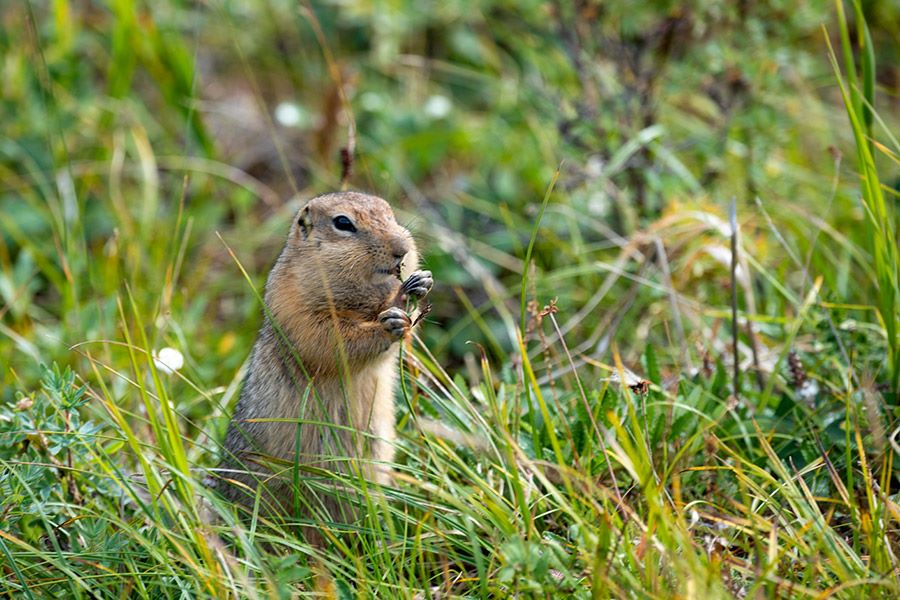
[1,0,897,394]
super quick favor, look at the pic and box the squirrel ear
[297,206,311,238]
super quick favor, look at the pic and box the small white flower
[798,379,820,405]
[153,347,184,375]
[585,155,604,178]
[274,102,303,127]
[424,94,452,119]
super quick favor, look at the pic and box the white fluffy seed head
[153,347,184,375]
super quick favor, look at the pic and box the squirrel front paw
[379,306,411,341]
[400,270,433,300]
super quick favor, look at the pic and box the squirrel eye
[332,215,357,233]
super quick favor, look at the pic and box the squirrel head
[272,191,418,313]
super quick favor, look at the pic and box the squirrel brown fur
[212,191,432,535]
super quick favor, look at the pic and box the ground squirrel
[212,191,432,533]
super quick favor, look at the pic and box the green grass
[1,0,899,597]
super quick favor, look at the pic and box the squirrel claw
[379,306,411,340]
[400,270,433,300]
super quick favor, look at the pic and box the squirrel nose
[390,238,410,261]
[389,238,409,275]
